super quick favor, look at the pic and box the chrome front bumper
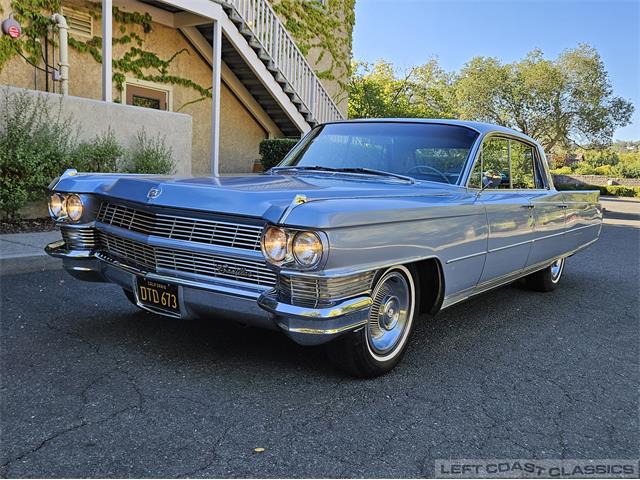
[46,241,371,346]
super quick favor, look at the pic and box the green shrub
[0,90,77,218]
[583,149,619,167]
[617,157,640,179]
[599,185,640,197]
[594,165,615,176]
[556,183,640,198]
[550,166,572,175]
[124,129,174,174]
[73,129,124,172]
[573,163,598,175]
[259,138,299,171]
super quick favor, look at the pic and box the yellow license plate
[136,278,180,315]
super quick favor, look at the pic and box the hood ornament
[147,187,162,200]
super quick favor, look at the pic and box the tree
[454,45,634,152]
[348,59,456,119]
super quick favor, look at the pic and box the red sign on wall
[8,25,20,38]
[2,18,22,39]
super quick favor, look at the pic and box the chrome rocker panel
[46,241,372,346]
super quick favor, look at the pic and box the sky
[352,0,640,140]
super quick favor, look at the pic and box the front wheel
[326,265,419,378]
[523,257,565,292]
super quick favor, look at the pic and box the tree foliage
[348,60,456,119]
[348,45,634,153]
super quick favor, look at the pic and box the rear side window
[510,140,536,188]
[469,136,544,189]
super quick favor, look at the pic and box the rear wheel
[327,265,419,378]
[523,257,565,292]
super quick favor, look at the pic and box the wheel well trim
[407,255,445,316]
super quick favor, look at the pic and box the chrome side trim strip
[476,224,600,256]
[258,291,372,319]
[488,238,532,253]
[285,320,368,336]
[446,251,486,264]
[441,237,599,309]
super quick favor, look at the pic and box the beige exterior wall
[0,0,353,174]
[0,0,268,175]
[0,85,193,175]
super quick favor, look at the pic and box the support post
[102,0,113,102]
[211,18,222,176]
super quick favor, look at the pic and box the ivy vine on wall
[1,0,355,107]
[0,0,211,109]
[270,0,355,99]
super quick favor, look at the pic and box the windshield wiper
[270,165,338,173]
[270,165,415,183]
[331,167,415,183]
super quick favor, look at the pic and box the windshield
[279,122,479,184]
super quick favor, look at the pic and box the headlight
[262,226,288,263]
[292,231,323,267]
[65,194,84,222]
[48,193,66,219]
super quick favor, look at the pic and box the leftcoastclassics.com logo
[435,459,638,478]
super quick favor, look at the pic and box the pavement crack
[1,421,87,470]
[45,321,100,354]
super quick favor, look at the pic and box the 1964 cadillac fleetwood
[45,120,602,377]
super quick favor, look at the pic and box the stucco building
[0,0,353,175]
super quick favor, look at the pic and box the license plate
[136,278,180,315]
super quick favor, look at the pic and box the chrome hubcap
[380,295,400,331]
[551,258,564,282]
[368,271,411,355]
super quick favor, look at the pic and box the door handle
[521,205,534,209]
[557,204,568,209]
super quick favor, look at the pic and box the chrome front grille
[278,271,376,308]
[97,231,276,287]
[96,202,263,251]
[61,226,96,250]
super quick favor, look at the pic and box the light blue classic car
[45,120,602,377]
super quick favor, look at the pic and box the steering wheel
[406,165,451,184]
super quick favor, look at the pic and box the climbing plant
[0,0,61,70]
[1,0,355,106]
[270,0,355,98]
[0,0,212,109]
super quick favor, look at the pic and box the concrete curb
[0,231,63,276]
[1,254,62,276]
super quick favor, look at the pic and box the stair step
[288,93,302,104]
[258,50,272,62]
[240,27,254,38]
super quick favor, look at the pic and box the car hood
[54,173,456,224]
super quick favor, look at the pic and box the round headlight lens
[66,194,84,222]
[292,231,323,267]
[48,193,66,219]
[262,226,288,263]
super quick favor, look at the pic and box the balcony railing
[215,0,345,126]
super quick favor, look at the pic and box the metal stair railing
[214,0,345,126]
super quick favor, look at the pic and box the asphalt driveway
[1,198,638,477]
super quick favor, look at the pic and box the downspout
[50,13,69,95]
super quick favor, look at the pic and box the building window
[122,79,172,111]
[61,7,93,38]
